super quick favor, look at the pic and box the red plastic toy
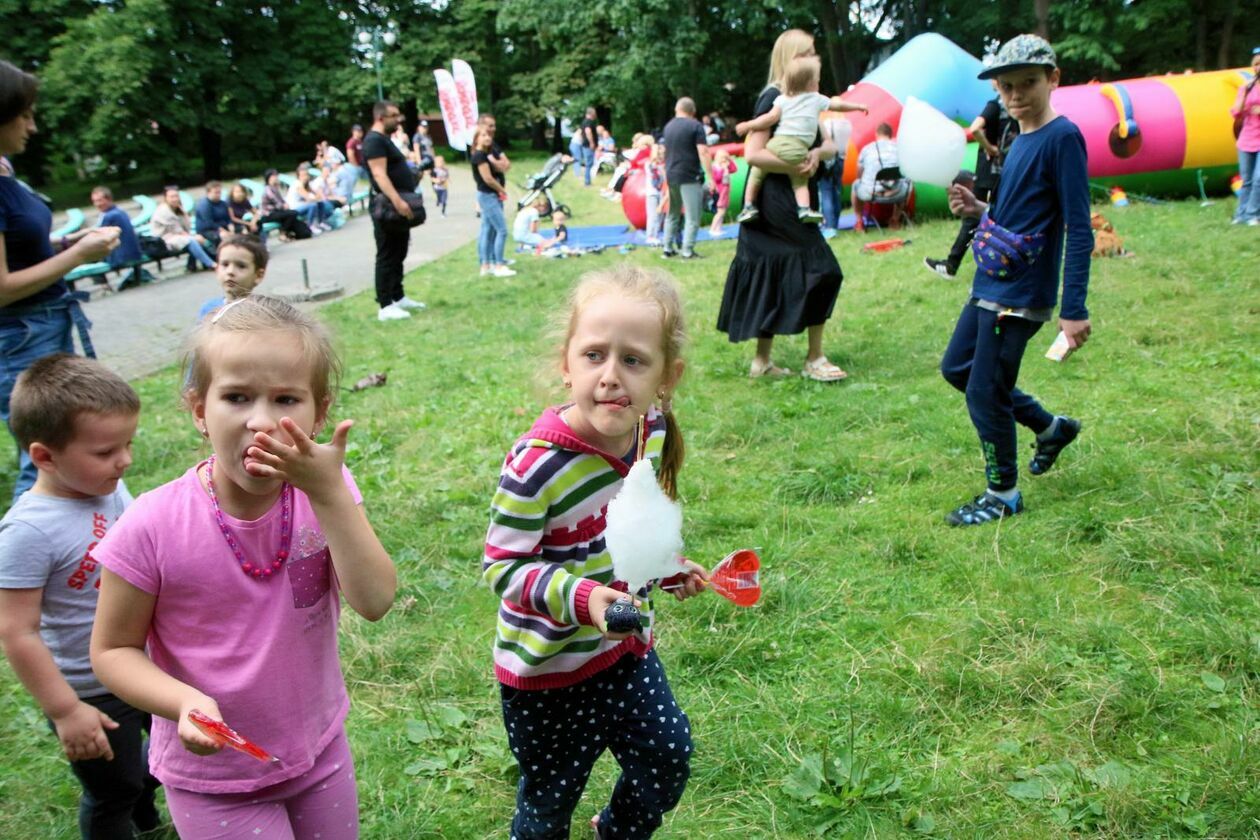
[188,709,280,764]
[862,237,911,253]
[661,549,761,607]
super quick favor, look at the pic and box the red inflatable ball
[621,169,648,231]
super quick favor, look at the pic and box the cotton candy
[897,96,967,188]
[605,460,685,594]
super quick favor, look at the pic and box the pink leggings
[165,728,358,839]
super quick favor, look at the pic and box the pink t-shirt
[1236,81,1260,154]
[92,463,362,794]
[711,160,737,206]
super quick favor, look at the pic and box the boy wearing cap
[939,34,1093,526]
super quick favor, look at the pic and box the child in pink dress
[709,149,738,235]
[90,296,396,839]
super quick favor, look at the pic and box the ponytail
[658,407,685,500]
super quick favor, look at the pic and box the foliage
[5,0,1259,186]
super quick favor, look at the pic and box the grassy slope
[1,169,1257,838]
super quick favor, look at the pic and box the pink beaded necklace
[204,456,292,580]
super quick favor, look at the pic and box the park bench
[50,208,85,239]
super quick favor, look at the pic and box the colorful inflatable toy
[621,33,1253,228]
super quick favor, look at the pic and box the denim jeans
[1235,149,1260,222]
[818,159,844,230]
[0,307,75,499]
[184,237,216,270]
[580,146,595,186]
[476,191,507,265]
[569,138,586,178]
[293,200,333,226]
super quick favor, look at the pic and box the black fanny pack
[370,191,426,228]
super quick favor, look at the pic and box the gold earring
[563,380,572,389]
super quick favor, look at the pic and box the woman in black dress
[717,29,848,382]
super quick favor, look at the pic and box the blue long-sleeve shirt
[193,197,231,237]
[972,115,1092,320]
[98,205,143,268]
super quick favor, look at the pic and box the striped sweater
[483,406,667,689]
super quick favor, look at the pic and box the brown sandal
[749,359,792,378]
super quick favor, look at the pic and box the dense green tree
[3,0,1258,188]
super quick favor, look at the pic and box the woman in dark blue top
[0,61,120,498]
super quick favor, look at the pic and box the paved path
[83,166,481,380]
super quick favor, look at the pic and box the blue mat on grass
[541,213,859,250]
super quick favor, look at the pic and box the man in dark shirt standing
[364,100,425,321]
[660,97,711,259]
[579,106,598,186]
[346,124,365,180]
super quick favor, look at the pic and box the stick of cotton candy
[603,460,685,631]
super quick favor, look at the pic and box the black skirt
[716,169,843,343]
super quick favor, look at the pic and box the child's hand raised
[735,121,751,138]
[948,183,985,219]
[246,417,354,505]
[587,585,642,641]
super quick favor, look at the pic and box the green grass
[1,178,1258,838]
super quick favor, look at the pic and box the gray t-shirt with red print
[0,484,132,698]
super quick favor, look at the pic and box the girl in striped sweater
[483,265,708,839]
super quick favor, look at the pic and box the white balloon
[897,96,967,188]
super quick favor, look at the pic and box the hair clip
[210,297,249,323]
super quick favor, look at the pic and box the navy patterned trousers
[501,649,692,839]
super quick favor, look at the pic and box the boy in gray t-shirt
[0,354,159,836]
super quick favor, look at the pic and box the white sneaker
[309,225,322,237]
[479,266,492,276]
[1249,219,1260,227]
[492,265,517,277]
[395,296,426,311]
[377,302,411,321]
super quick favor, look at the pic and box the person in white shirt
[512,198,547,247]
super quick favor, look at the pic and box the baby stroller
[517,153,572,219]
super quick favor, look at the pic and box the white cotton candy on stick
[897,96,967,188]
[605,460,685,594]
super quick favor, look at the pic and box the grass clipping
[605,460,685,594]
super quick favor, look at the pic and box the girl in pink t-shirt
[90,296,396,839]
[708,149,738,235]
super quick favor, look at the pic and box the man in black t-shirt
[578,107,598,186]
[924,91,1019,278]
[660,97,711,259]
[364,100,425,320]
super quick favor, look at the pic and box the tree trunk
[1216,0,1239,69]
[530,118,548,151]
[1193,0,1208,70]
[1033,0,1050,39]
[199,126,223,181]
[817,1,846,90]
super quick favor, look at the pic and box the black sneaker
[661,248,677,259]
[946,490,1023,526]
[679,250,704,260]
[1029,417,1081,475]
[923,257,956,278]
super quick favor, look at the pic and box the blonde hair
[182,295,341,411]
[768,29,815,89]
[784,55,821,96]
[560,265,687,499]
